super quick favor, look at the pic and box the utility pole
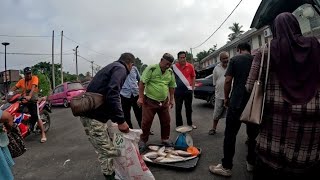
[190,48,194,65]
[2,42,10,94]
[91,61,94,77]
[52,30,55,88]
[75,46,79,81]
[60,31,63,84]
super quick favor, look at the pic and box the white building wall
[229,48,234,58]
[251,36,260,49]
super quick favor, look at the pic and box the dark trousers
[175,91,193,127]
[221,107,259,169]
[26,102,39,127]
[253,158,320,180]
[120,95,142,129]
[140,96,170,143]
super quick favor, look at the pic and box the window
[67,83,83,90]
[54,86,61,94]
[293,4,320,36]
[258,35,262,47]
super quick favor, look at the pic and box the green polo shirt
[141,64,176,101]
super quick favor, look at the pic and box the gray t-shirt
[225,54,253,109]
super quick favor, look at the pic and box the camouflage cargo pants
[80,117,119,176]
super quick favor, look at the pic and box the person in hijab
[246,12,320,179]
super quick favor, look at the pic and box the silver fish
[143,151,159,159]
[174,150,192,157]
[158,155,197,163]
[148,145,160,151]
[157,146,167,157]
[142,155,152,162]
[154,156,165,162]
[165,154,185,160]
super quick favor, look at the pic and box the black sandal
[208,129,216,135]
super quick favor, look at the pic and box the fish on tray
[142,146,197,163]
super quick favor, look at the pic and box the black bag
[70,92,104,117]
[7,126,26,158]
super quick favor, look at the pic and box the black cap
[162,53,174,63]
[23,67,32,74]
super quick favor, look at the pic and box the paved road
[12,99,252,180]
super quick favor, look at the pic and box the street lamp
[2,42,10,94]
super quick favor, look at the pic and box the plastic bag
[111,124,155,180]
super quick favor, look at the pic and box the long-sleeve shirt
[86,60,129,124]
[120,66,140,98]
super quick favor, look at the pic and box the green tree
[228,22,244,41]
[34,72,51,96]
[63,72,77,82]
[195,45,217,62]
[196,50,210,62]
[185,51,193,63]
[32,62,62,87]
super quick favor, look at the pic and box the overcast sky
[0,0,262,74]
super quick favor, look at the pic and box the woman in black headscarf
[246,12,320,179]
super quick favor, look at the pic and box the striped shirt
[246,49,320,174]
[120,66,140,98]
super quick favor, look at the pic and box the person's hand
[25,96,31,101]
[118,122,129,133]
[169,99,174,109]
[224,98,230,108]
[2,111,13,128]
[137,97,144,107]
[22,99,28,103]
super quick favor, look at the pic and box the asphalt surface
[12,99,252,180]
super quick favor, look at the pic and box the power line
[63,35,116,58]
[0,52,73,56]
[192,0,243,49]
[0,55,54,69]
[0,34,59,38]
[77,54,101,67]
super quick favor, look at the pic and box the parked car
[82,81,91,90]
[194,74,215,106]
[48,82,85,108]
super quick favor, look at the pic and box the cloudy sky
[0,0,262,75]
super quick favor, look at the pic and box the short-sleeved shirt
[174,62,196,95]
[15,76,39,95]
[225,54,253,108]
[213,63,227,100]
[175,62,195,85]
[141,64,176,102]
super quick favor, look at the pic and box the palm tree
[228,23,244,41]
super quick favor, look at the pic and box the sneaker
[191,125,197,129]
[104,172,115,180]
[138,141,147,153]
[246,161,254,172]
[209,164,232,177]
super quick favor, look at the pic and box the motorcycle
[0,93,51,138]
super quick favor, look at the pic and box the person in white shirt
[209,51,229,135]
